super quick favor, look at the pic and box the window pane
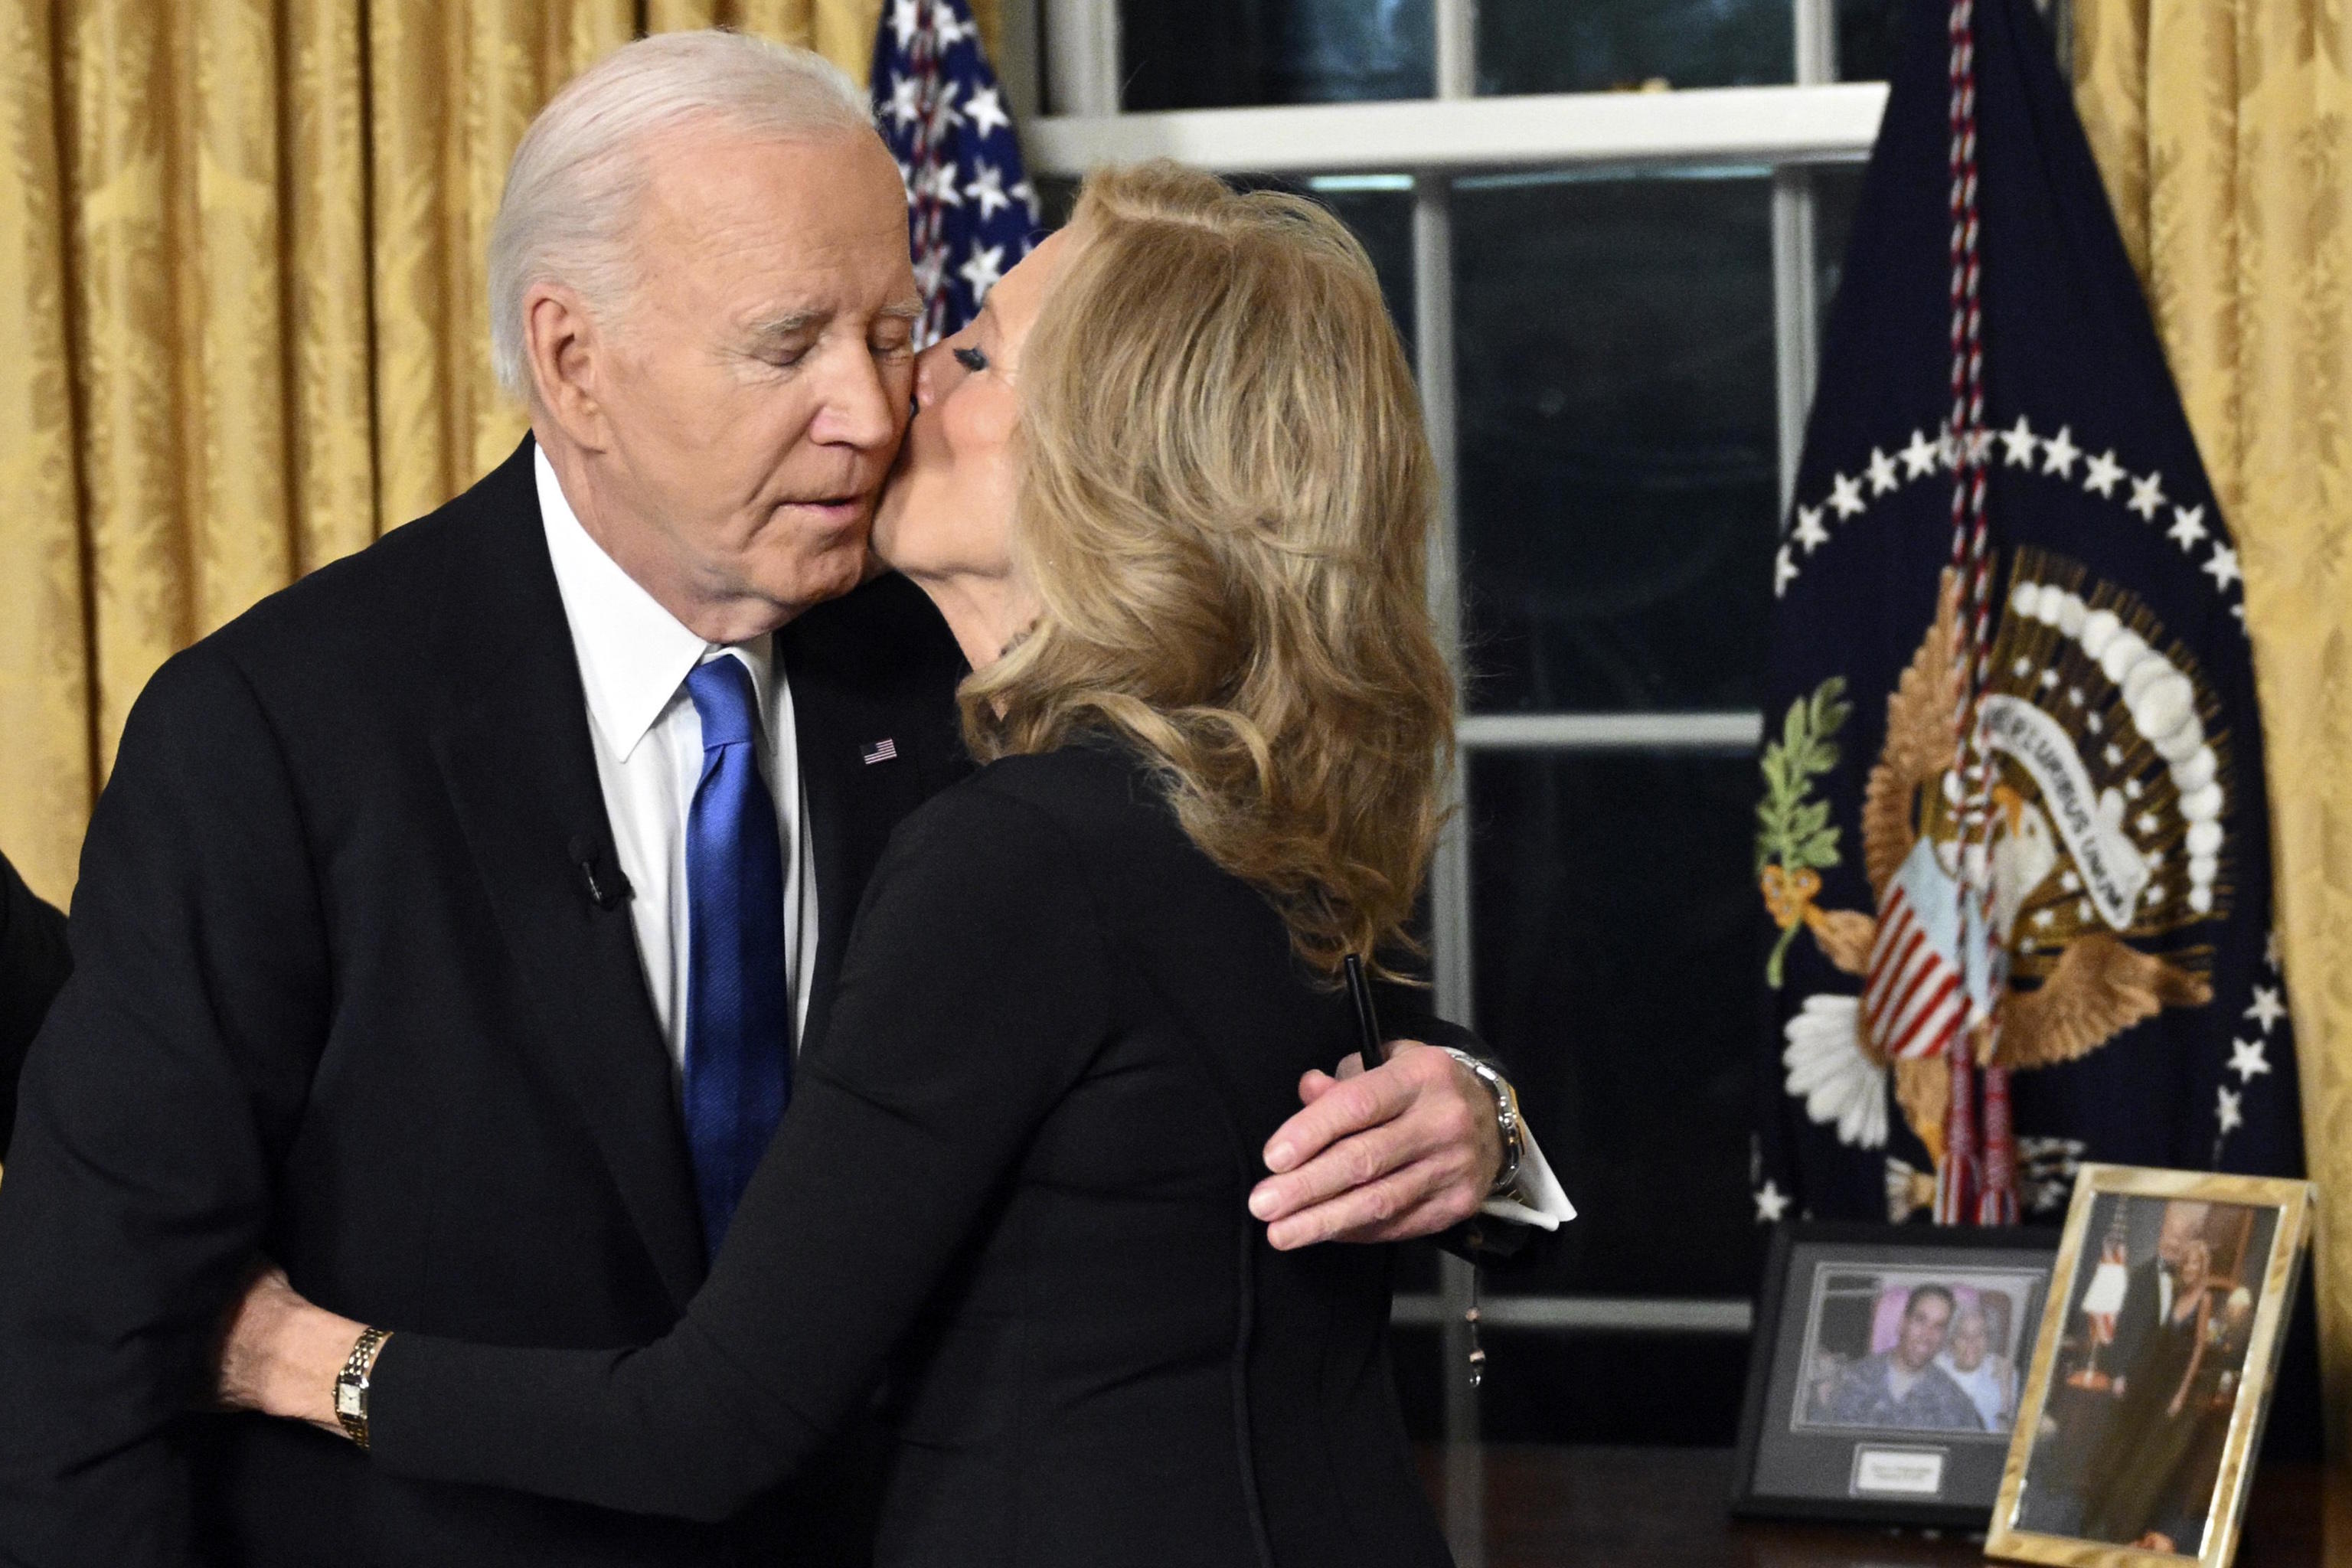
[1834,0,1909,80]
[1453,169,1778,714]
[1292,176,1419,358]
[1813,162,1867,326]
[1032,173,1082,232]
[1465,1334,1752,1444]
[1838,0,2060,83]
[1468,750,1761,1300]
[1477,0,1792,95]
[1119,0,1432,110]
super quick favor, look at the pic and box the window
[1020,0,1934,1527]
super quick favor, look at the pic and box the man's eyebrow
[743,309,824,340]
[880,297,925,322]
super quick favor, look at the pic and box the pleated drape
[0,0,995,906]
[2073,0,2352,1462]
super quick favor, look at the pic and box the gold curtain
[0,0,998,908]
[2073,0,2352,1461]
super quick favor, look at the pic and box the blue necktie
[681,655,791,1254]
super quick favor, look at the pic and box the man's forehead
[636,131,910,287]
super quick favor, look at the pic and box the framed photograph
[1987,1165,2314,1567]
[1733,1221,2061,1527]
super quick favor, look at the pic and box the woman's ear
[523,285,612,451]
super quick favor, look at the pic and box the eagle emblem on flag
[1772,557,2220,1181]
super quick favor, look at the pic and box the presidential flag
[1750,0,2302,1230]
[871,0,1040,345]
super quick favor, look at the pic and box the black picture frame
[1732,1220,2062,1530]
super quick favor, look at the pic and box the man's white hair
[488,29,877,400]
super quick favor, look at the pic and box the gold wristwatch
[334,1327,392,1449]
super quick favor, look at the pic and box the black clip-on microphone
[568,835,634,913]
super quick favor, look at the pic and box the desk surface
[1416,1446,2344,1567]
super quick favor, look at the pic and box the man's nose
[811,343,906,450]
[910,338,960,411]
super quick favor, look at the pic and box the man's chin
[766,543,872,619]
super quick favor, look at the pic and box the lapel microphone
[1343,955,1389,1071]
[567,835,634,912]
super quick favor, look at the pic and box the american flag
[2084,1231,2132,1345]
[871,0,1040,347]
[1863,839,1972,1064]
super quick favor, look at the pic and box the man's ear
[523,285,612,451]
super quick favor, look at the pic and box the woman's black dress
[2080,1299,2216,1547]
[364,742,1454,1568]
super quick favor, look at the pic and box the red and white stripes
[1864,876,1968,1063]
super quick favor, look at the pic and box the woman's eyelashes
[952,345,989,374]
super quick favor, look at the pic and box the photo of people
[2012,1195,2276,1557]
[1790,1266,2040,1436]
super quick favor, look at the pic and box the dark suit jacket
[0,441,969,1568]
[0,854,70,1163]
[2105,1258,2167,1390]
[358,743,1455,1568]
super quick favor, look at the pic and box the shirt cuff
[1481,1117,1575,1230]
[1439,1048,1576,1230]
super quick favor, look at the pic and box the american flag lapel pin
[863,738,898,766]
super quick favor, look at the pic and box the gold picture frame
[1986,1164,2314,1568]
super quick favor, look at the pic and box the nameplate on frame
[1849,1445,1946,1498]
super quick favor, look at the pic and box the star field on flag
[871,0,1040,347]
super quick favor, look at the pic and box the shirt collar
[536,446,773,761]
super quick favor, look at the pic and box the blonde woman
[217,165,1460,1567]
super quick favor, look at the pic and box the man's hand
[214,1260,359,1435]
[1247,1040,1502,1249]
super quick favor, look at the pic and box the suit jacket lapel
[430,443,706,1308]
[787,650,934,1057]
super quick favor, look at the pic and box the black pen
[1343,954,1387,1071]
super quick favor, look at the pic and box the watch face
[336,1381,364,1419]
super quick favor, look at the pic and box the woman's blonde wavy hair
[960,162,1454,978]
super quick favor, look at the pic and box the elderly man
[2104,1200,2211,1402]
[0,31,1559,1568]
[1817,1284,1982,1432]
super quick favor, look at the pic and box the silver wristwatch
[334,1327,392,1449]
[1444,1050,1524,1198]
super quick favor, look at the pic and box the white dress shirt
[537,449,819,1068]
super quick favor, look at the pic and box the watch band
[1444,1050,1524,1198]
[334,1327,392,1449]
